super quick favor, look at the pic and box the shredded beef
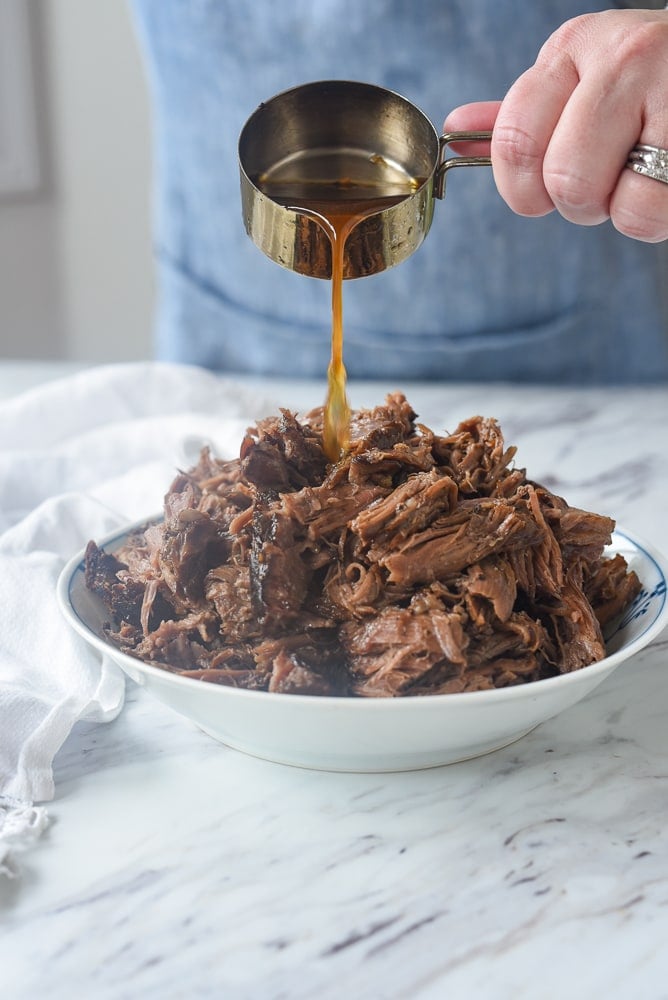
[85,395,641,697]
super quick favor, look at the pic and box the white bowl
[57,524,668,772]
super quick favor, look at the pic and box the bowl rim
[56,518,668,711]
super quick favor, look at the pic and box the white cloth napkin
[0,361,278,875]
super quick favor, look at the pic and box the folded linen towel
[0,361,276,875]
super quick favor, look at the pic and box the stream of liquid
[257,151,420,461]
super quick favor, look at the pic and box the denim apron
[131,0,668,383]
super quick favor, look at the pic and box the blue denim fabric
[130,0,668,383]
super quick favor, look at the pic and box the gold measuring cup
[238,79,492,280]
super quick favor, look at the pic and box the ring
[626,144,668,185]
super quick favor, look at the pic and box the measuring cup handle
[435,131,493,199]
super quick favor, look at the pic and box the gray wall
[0,0,154,363]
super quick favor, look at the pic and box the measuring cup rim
[238,78,440,186]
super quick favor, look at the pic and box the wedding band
[626,144,668,185]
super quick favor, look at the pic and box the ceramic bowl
[57,525,668,772]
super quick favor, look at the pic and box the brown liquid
[257,151,420,461]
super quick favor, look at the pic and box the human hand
[443,9,668,243]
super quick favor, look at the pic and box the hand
[444,9,668,243]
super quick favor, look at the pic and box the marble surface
[2,364,668,999]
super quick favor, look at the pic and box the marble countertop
[3,363,668,999]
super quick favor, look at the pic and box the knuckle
[614,19,668,69]
[492,121,544,173]
[542,165,602,214]
[540,14,593,60]
[539,13,668,81]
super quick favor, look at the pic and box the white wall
[0,0,154,363]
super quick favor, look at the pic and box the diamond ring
[626,144,668,185]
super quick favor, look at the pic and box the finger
[442,102,500,157]
[491,56,580,217]
[609,42,668,242]
[540,68,644,226]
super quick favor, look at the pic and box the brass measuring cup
[238,79,492,280]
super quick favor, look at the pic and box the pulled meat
[85,394,641,697]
